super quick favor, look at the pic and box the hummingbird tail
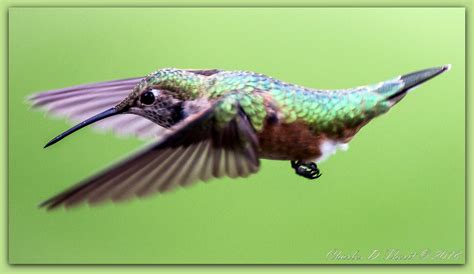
[384,65,451,104]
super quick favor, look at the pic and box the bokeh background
[8,8,464,264]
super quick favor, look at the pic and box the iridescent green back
[207,71,404,136]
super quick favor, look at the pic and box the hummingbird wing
[28,77,168,139]
[186,69,222,76]
[40,101,260,210]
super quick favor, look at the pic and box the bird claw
[291,160,322,180]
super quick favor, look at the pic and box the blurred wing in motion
[40,101,260,210]
[28,77,167,139]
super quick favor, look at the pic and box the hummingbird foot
[290,160,322,180]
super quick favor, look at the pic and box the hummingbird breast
[256,118,340,161]
[254,92,359,162]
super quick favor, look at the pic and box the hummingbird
[29,65,450,210]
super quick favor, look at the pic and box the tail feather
[386,65,450,103]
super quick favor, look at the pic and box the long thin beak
[44,107,121,148]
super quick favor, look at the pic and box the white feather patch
[314,139,349,163]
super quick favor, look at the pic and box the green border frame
[1,0,470,273]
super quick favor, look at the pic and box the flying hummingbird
[29,65,450,209]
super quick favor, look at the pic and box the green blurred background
[8,8,464,264]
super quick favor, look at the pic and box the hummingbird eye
[140,91,156,105]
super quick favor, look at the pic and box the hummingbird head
[44,68,205,148]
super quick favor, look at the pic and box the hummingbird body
[29,66,449,209]
[138,68,403,161]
